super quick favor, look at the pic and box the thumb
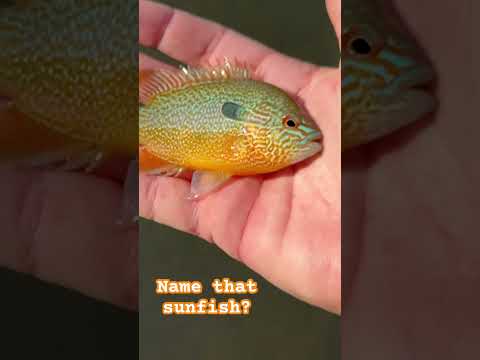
[326,0,341,47]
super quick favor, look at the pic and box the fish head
[272,110,323,166]
[342,0,437,149]
[242,90,323,168]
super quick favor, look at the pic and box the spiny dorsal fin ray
[139,58,253,105]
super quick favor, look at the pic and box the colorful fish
[139,61,323,199]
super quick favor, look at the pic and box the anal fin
[189,171,231,200]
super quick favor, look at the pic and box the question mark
[240,299,251,314]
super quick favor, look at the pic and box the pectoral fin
[189,171,231,200]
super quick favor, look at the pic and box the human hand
[342,0,478,357]
[0,149,138,310]
[139,0,341,314]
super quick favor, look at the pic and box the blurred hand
[0,149,138,310]
[343,0,478,357]
[139,0,341,314]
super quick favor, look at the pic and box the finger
[240,176,341,314]
[89,154,131,183]
[298,69,341,170]
[140,0,273,68]
[139,52,174,71]
[139,0,321,95]
[139,173,194,232]
[139,172,263,260]
[140,169,340,313]
[0,168,138,310]
[326,0,341,45]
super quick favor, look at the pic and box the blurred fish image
[0,0,138,222]
[342,0,437,150]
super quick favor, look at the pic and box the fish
[0,0,138,222]
[139,60,323,199]
[342,0,437,150]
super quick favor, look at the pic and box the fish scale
[141,79,301,173]
[139,61,323,198]
[0,0,138,155]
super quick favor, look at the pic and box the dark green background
[142,0,338,67]
[141,1,339,359]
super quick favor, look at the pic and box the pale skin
[139,0,341,314]
[2,2,475,346]
[343,0,479,358]
[0,0,341,314]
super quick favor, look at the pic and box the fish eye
[349,37,372,55]
[283,115,299,128]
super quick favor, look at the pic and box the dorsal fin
[139,59,252,105]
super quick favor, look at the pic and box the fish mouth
[364,65,437,143]
[383,64,437,113]
[311,133,323,145]
[292,131,323,165]
[292,142,322,164]
[390,65,436,94]
[367,65,437,142]
[404,66,437,113]
[313,130,323,142]
[300,129,323,145]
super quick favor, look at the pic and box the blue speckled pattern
[139,63,323,175]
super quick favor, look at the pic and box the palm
[139,0,341,313]
[343,0,479,354]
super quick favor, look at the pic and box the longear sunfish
[139,60,323,199]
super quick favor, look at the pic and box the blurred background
[1,0,339,359]
[141,1,339,359]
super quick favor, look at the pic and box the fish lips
[359,66,437,143]
[398,89,437,124]
[384,65,438,115]
[402,67,438,119]
[291,131,323,165]
[367,87,437,143]
[391,65,436,97]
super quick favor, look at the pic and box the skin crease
[343,0,479,358]
[139,0,341,314]
[0,0,340,314]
